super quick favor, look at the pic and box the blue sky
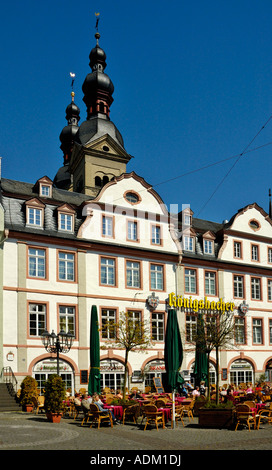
[1,0,272,223]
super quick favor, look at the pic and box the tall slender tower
[54,26,132,195]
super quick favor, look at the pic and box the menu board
[153,376,164,393]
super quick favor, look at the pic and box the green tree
[101,310,153,399]
[188,308,236,404]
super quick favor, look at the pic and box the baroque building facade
[1,30,272,393]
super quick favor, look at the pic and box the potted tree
[19,376,38,412]
[44,374,66,423]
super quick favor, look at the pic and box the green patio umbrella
[194,312,208,387]
[88,305,101,396]
[164,309,184,428]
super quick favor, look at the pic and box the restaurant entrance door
[33,358,74,394]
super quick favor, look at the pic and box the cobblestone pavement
[0,410,272,455]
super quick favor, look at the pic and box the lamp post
[41,329,74,376]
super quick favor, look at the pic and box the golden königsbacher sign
[168,292,235,313]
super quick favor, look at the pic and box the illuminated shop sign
[168,292,235,313]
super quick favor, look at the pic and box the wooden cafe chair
[143,404,165,431]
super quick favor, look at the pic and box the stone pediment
[84,134,132,160]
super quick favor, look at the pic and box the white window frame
[183,236,194,252]
[205,271,216,295]
[150,264,164,291]
[251,277,261,300]
[28,247,46,279]
[58,252,75,282]
[234,241,242,258]
[152,312,164,342]
[127,221,138,241]
[185,268,197,294]
[100,257,116,286]
[102,215,113,237]
[252,245,259,261]
[59,306,76,336]
[28,207,42,227]
[101,308,117,339]
[126,260,140,288]
[59,213,73,232]
[204,239,214,255]
[29,303,46,337]
[234,275,244,298]
[253,318,263,344]
[151,225,161,245]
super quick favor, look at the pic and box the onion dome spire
[82,31,114,120]
[59,90,80,164]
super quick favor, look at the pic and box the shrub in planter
[193,396,207,416]
[19,376,38,412]
[44,374,66,423]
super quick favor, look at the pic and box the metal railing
[0,367,18,396]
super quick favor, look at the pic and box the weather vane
[95,12,100,31]
[70,72,75,90]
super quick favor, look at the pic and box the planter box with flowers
[198,401,235,429]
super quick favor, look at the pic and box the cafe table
[157,407,171,424]
[103,404,124,420]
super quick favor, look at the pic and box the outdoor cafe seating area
[38,380,272,431]
[15,376,272,432]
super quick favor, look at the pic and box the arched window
[102,176,109,186]
[95,176,102,187]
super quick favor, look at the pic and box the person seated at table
[255,383,262,392]
[74,393,82,406]
[224,388,236,404]
[179,384,188,397]
[114,389,123,399]
[192,386,200,398]
[129,389,143,399]
[184,381,193,391]
[200,381,206,396]
[219,386,227,397]
[246,385,253,394]
[92,393,119,424]
[81,393,92,414]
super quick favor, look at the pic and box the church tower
[54,28,132,196]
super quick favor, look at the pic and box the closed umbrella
[164,309,184,428]
[194,312,208,388]
[88,305,101,396]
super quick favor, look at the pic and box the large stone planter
[198,407,235,429]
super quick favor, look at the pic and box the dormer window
[60,213,73,231]
[35,176,53,198]
[204,239,213,255]
[40,185,51,197]
[25,198,45,228]
[182,227,196,252]
[181,207,193,227]
[183,236,194,252]
[203,231,216,256]
[29,208,41,226]
[57,204,75,232]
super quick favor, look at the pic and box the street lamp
[41,329,74,376]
